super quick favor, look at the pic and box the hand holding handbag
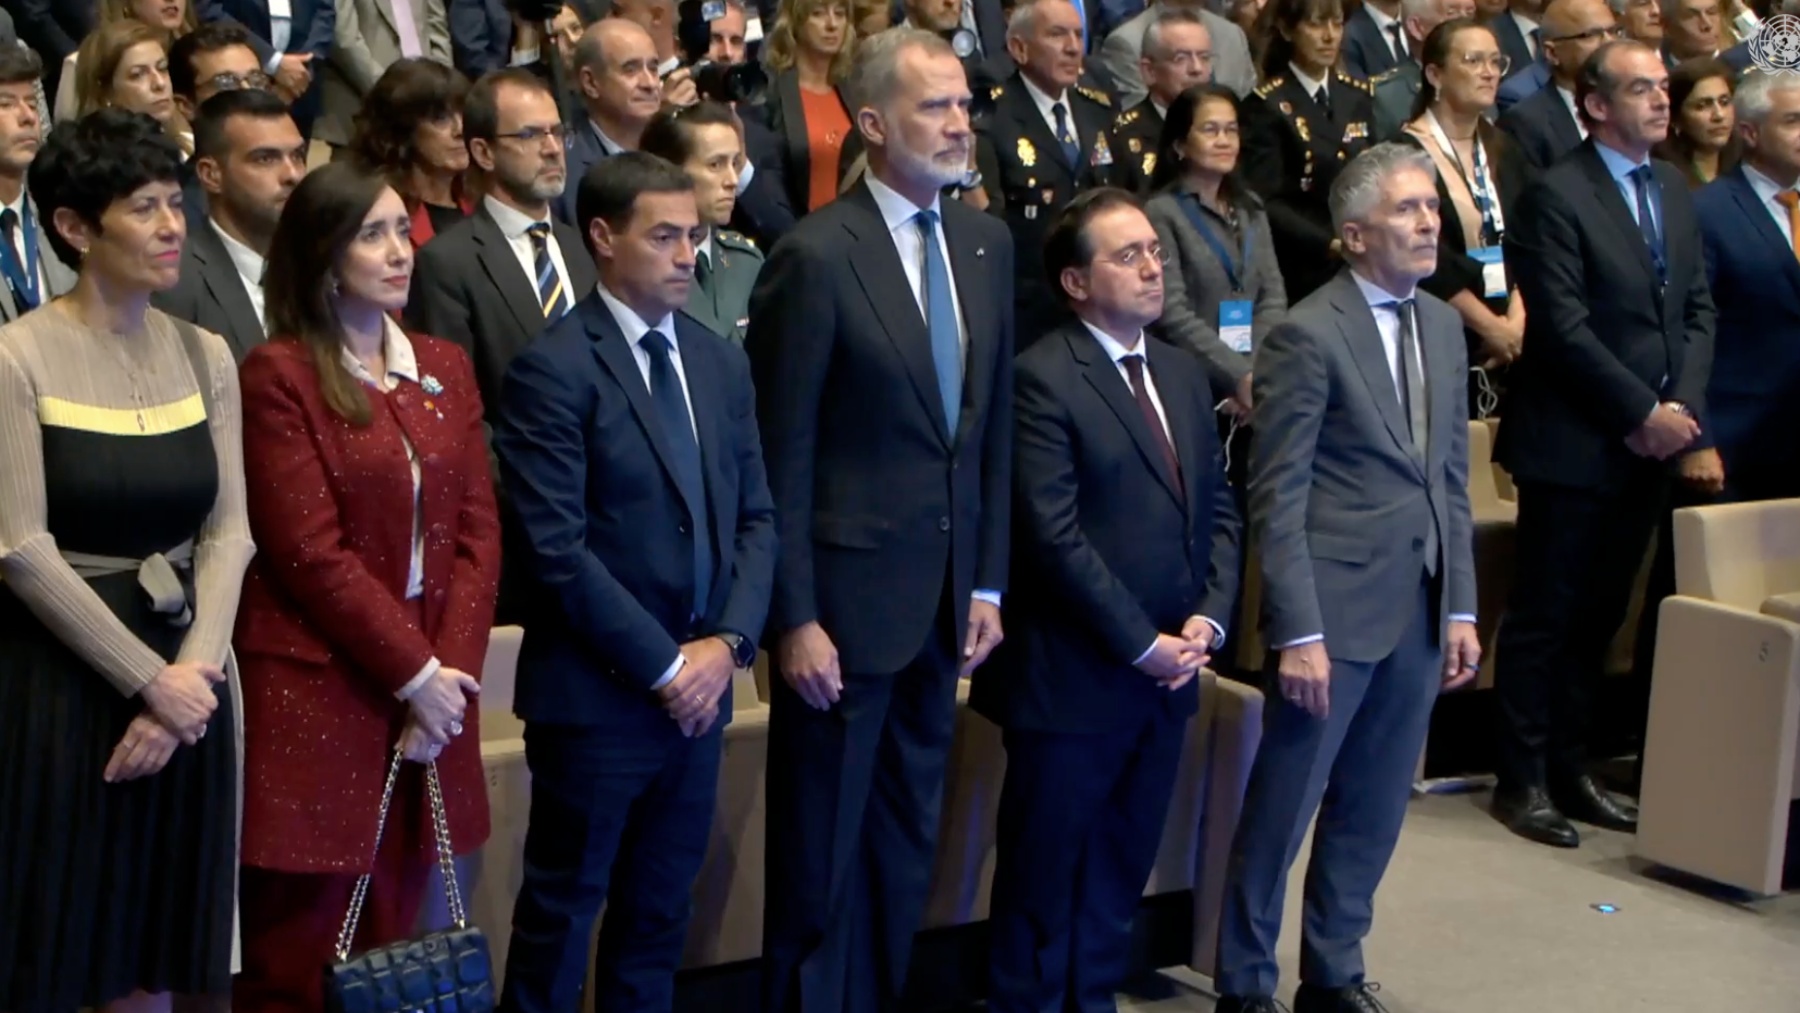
[323,748,496,1013]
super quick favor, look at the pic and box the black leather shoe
[1294,982,1391,1013]
[1492,785,1580,848]
[1214,996,1291,1013]
[1551,773,1640,832]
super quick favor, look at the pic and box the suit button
[938,517,951,532]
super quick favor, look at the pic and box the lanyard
[1424,111,1505,244]
[1177,193,1254,295]
[0,200,41,311]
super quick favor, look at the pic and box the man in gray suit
[0,45,72,324]
[155,89,306,361]
[317,0,454,150]
[1211,143,1481,1013]
[1369,0,1476,141]
[1097,0,1255,102]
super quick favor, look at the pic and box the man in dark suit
[1493,40,1715,848]
[1214,142,1480,1013]
[1370,0,1478,141]
[558,18,665,223]
[973,187,1240,1013]
[1342,0,1409,80]
[493,150,776,1013]
[0,44,70,324]
[1106,7,1211,193]
[1497,0,1617,165]
[196,0,334,136]
[977,0,1119,344]
[154,90,303,361]
[0,0,92,107]
[1489,0,1549,85]
[747,27,1014,1013]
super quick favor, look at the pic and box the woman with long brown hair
[233,161,499,1012]
[761,0,858,213]
[1655,57,1742,187]
[56,0,198,123]
[350,57,475,248]
[73,20,193,156]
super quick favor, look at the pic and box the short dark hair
[30,109,186,270]
[574,150,696,236]
[193,87,294,162]
[168,21,255,100]
[639,101,739,166]
[463,67,556,143]
[1043,186,1144,305]
[0,44,43,87]
[1148,82,1245,194]
[349,58,469,178]
[1253,0,1348,82]
[1575,38,1657,127]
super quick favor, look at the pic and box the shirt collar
[210,217,265,283]
[1594,138,1651,183]
[483,193,553,239]
[1019,72,1071,124]
[1079,318,1147,361]
[595,280,679,347]
[590,119,627,156]
[698,230,715,267]
[1511,10,1540,36]
[865,171,944,233]
[340,316,421,388]
[1350,268,1418,307]
[1151,98,1168,121]
[1365,3,1399,29]
[1288,62,1327,98]
[1742,162,1795,207]
[0,187,26,221]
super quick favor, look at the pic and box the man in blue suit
[197,0,334,135]
[972,187,1241,1013]
[493,150,777,1013]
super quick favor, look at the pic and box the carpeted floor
[1120,791,1800,1013]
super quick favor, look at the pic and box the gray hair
[1401,0,1444,22]
[1329,142,1440,230]
[1006,0,1047,42]
[1142,8,1207,61]
[845,27,955,113]
[1735,68,1800,127]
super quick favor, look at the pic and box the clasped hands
[776,600,1007,712]
[1136,617,1215,692]
[657,637,736,738]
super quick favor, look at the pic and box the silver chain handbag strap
[332,748,469,962]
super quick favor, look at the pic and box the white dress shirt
[1594,139,1659,234]
[211,218,268,332]
[1019,72,1080,149]
[1365,3,1405,61]
[1557,86,1588,140]
[1080,321,1228,659]
[1743,162,1797,249]
[484,194,574,314]
[267,0,294,73]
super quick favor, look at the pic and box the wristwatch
[716,631,756,669]
[958,168,983,193]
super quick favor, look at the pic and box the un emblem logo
[1749,13,1800,74]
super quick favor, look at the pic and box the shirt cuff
[972,589,1002,607]
[1133,637,1158,665]
[510,46,541,67]
[1276,633,1324,649]
[264,50,285,74]
[1197,616,1226,651]
[650,652,685,691]
[395,656,441,701]
[736,159,756,194]
[1448,613,1478,625]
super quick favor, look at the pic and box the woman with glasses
[1397,18,1529,418]
[56,0,197,123]
[74,21,194,156]
[350,58,473,249]
[761,0,858,214]
[1239,0,1374,303]
[1655,58,1742,187]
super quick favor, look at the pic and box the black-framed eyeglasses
[1548,24,1626,44]
[496,124,573,150]
[205,69,273,93]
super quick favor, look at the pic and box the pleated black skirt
[0,573,237,1013]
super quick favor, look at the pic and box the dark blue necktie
[915,209,963,437]
[641,330,712,618]
[528,223,569,318]
[1053,101,1081,170]
[1629,164,1665,281]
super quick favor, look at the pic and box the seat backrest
[480,626,526,742]
[1465,420,1504,512]
[1673,500,1800,609]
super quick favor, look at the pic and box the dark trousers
[1214,579,1440,998]
[987,708,1188,1013]
[500,720,723,1013]
[1493,473,1666,791]
[761,615,961,1013]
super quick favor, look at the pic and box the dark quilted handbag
[323,750,497,1013]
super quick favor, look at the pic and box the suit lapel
[1576,144,1660,282]
[584,297,703,523]
[189,222,265,358]
[777,72,813,195]
[1547,93,1582,153]
[842,183,953,446]
[1148,339,1204,519]
[1069,328,1184,509]
[679,321,730,575]
[471,207,550,343]
[1724,168,1800,301]
[1328,273,1422,473]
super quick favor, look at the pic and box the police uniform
[975,72,1120,345]
[1238,69,1374,303]
[1109,99,1165,195]
[685,228,763,347]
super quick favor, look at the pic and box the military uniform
[975,72,1120,345]
[685,228,763,346]
[1369,60,1423,143]
[1109,99,1165,195]
[1239,70,1374,303]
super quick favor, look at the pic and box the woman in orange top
[761,0,858,213]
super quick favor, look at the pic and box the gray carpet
[1124,792,1800,1013]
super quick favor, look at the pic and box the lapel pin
[976,247,985,258]
[421,374,443,395]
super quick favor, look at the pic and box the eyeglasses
[1455,51,1512,74]
[204,69,272,93]
[1547,24,1626,43]
[1101,243,1170,269]
[496,124,573,150]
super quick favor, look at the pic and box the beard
[503,168,567,204]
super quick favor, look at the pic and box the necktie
[695,247,713,290]
[1777,191,1800,261]
[388,0,424,58]
[1384,299,1439,573]
[1052,102,1081,170]
[1314,85,1332,119]
[1121,354,1184,504]
[1529,26,1541,59]
[527,223,568,319]
[915,210,963,437]
[0,208,30,311]
[1388,23,1406,62]
[641,330,713,617]
[1629,164,1665,280]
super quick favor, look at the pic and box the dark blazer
[449,0,512,77]
[152,216,268,363]
[1694,167,1800,498]
[3,0,93,99]
[1721,39,1753,72]
[1495,60,1550,113]
[761,70,858,216]
[1341,4,1402,81]
[971,321,1242,734]
[1488,13,1540,86]
[1498,141,1717,490]
[197,0,334,128]
[493,294,777,729]
[1498,80,1583,170]
[558,121,615,226]
[734,111,798,247]
[745,180,1014,675]
[407,201,599,410]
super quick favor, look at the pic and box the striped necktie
[528,223,569,318]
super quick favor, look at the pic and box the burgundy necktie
[1122,354,1184,504]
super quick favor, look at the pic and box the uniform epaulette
[1370,67,1403,86]
[1076,84,1112,107]
[718,230,761,253]
[990,83,1006,101]
[1335,71,1373,93]
[1255,76,1286,98]
[1115,105,1142,126]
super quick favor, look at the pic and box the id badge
[1472,246,1506,300]
[1219,299,1253,354]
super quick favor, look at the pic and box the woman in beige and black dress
[0,109,250,1013]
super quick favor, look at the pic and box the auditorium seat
[1465,420,1517,690]
[1189,676,1264,979]
[480,625,526,742]
[1637,500,1800,896]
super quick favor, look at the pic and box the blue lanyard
[1178,194,1254,295]
[0,200,40,311]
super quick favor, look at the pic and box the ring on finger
[449,720,464,737]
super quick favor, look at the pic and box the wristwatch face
[723,633,754,667]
